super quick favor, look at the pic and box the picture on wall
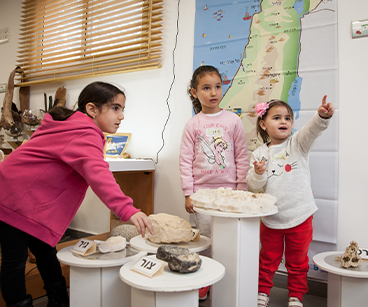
[104,133,132,159]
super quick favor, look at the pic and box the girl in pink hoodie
[0,82,153,307]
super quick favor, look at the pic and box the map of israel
[193,0,338,276]
[193,0,337,150]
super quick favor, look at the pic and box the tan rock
[145,213,193,243]
[335,240,362,268]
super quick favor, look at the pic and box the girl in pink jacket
[0,82,153,307]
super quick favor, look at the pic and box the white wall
[1,0,368,250]
[337,1,368,250]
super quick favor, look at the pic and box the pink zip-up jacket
[0,111,139,247]
[180,110,249,196]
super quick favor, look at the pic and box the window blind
[16,0,163,87]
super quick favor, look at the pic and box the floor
[198,286,327,307]
[33,286,327,307]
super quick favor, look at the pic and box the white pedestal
[119,255,225,307]
[57,245,146,307]
[313,251,368,307]
[130,235,211,253]
[194,206,278,307]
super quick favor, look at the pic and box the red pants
[258,216,313,302]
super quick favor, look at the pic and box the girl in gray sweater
[246,96,334,307]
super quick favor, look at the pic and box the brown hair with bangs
[256,100,294,144]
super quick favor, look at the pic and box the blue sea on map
[194,0,307,118]
[193,1,262,95]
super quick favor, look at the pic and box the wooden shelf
[110,170,155,230]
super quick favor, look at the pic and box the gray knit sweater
[246,113,331,229]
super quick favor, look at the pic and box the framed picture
[104,133,131,159]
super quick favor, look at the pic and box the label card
[131,257,164,278]
[359,248,368,260]
[70,239,96,256]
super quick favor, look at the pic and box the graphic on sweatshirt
[198,134,228,169]
[267,149,297,179]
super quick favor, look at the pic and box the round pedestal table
[57,244,146,307]
[119,254,225,307]
[193,206,278,307]
[130,235,211,253]
[313,251,368,307]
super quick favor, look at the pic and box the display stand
[313,251,368,307]
[194,206,278,307]
[57,245,146,307]
[119,255,225,307]
[130,235,211,254]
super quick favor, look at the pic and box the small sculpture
[335,240,362,268]
[156,245,202,273]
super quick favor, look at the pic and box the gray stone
[156,245,202,273]
[109,225,139,242]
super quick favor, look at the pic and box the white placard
[70,239,96,256]
[359,248,368,260]
[131,256,164,278]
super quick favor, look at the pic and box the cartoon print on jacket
[198,135,228,169]
[262,149,297,179]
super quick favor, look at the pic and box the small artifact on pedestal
[145,213,194,244]
[190,187,277,214]
[335,240,362,268]
[98,236,127,253]
[109,224,139,242]
[156,245,202,273]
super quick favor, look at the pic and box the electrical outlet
[0,27,10,44]
[0,83,7,93]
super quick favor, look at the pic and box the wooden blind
[16,0,163,87]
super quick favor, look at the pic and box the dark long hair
[188,65,222,115]
[49,82,125,121]
[257,100,294,143]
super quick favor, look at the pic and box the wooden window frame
[16,0,163,87]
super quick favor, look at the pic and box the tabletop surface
[130,235,211,253]
[193,205,278,218]
[313,251,368,278]
[106,158,155,172]
[57,245,146,268]
[119,255,225,292]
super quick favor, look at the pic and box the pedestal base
[70,266,130,307]
[131,287,198,307]
[212,216,260,307]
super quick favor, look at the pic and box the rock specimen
[109,224,139,242]
[190,187,277,214]
[335,240,362,268]
[156,245,202,273]
[145,213,193,243]
[98,236,126,253]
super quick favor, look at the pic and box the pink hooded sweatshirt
[0,111,139,247]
